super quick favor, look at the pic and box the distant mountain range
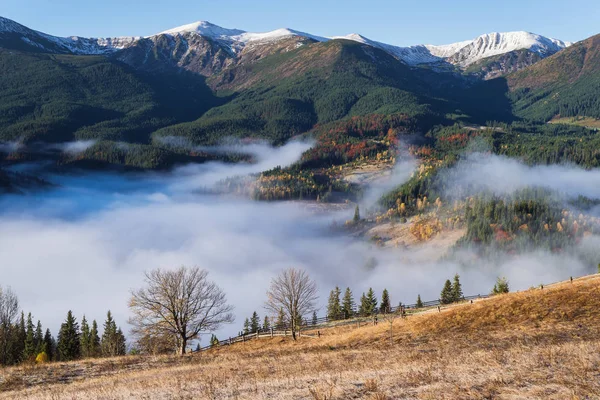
[0,17,570,75]
[0,15,598,171]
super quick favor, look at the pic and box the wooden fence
[193,293,489,352]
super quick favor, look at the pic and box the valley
[2,8,600,398]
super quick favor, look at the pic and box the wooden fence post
[270,327,273,338]
[229,337,232,345]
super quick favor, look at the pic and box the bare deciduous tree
[265,268,318,340]
[0,286,19,364]
[129,266,234,355]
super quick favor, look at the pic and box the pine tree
[101,311,119,357]
[210,334,219,347]
[43,329,55,361]
[366,288,378,315]
[452,274,463,302]
[13,312,25,363]
[23,313,35,360]
[440,280,453,304]
[90,320,100,357]
[416,294,423,308]
[57,311,80,361]
[353,205,360,223]
[311,311,318,325]
[380,289,391,314]
[250,311,260,333]
[262,316,270,331]
[80,316,90,358]
[116,328,126,355]
[34,321,43,355]
[492,277,510,294]
[341,287,355,319]
[326,287,342,320]
[359,293,368,316]
[243,318,250,334]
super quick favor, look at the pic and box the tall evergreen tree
[116,328,126,356]
[311,311,318,325]
[366,288,378,315]
[341,287,355,319]
[210,334,219,347]
[440,280,454,304]
[43,329,55,361]
[13,311,25,363]
[23,312,35,360]
[416,294,423,308]
[380,289,391,314]
[326,287,342,320]
[353,205,360,223]
[262,315,271,331]
[34,321,43,355]
[80,316,91,358]
[57,311,80,361]
[250,311,260,333]
[90,320,101,357]
[452,274,463,302]
[243,318,250,334]
[100,310,120,357]
[359,293,368,316]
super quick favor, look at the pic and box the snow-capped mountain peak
[446,31,572,66]
[157,21,245,39]
[0,16,572,72]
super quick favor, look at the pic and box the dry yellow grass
[2,275,600,399]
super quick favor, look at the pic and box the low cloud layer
[445,153,600,199]
[0,146,597,345]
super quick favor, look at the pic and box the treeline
[0,287,126,366]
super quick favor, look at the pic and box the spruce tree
[452,274,463,302]
[416,294,423,308]
[341,287,355,319]
[366,288,378,315]
[90,320,100,357]
[353,205,360,223]
[359,293,368,316]
[80,316,90,358]
[43,329,55,361]
[34,321,43,355]
[326,287,342,320]
[101,311,119,357]
[311,311,318,325]
[243,318,250,334]
[250,311,260,333]
[116,328,126,355]
[380,289,391,314]
[262,316,271,331]
[13,312,25,362]
[57,311,80,361]
[23,312,35,360]
[492,277,510,294]
[440,280,453,304]
[210,334,219,347]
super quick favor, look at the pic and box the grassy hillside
[153,40,460,145]
[2,275,599,399]
[507,34,600,121]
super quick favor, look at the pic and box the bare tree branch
[265,268,317,340]
[129,266,234,355]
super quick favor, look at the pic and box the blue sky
[3,0,599,45]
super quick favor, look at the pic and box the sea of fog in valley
[1,142,599,343]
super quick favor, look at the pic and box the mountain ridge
[0,16,571,70]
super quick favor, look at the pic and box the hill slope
[2,275,599,399]
[508,34,600,121]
